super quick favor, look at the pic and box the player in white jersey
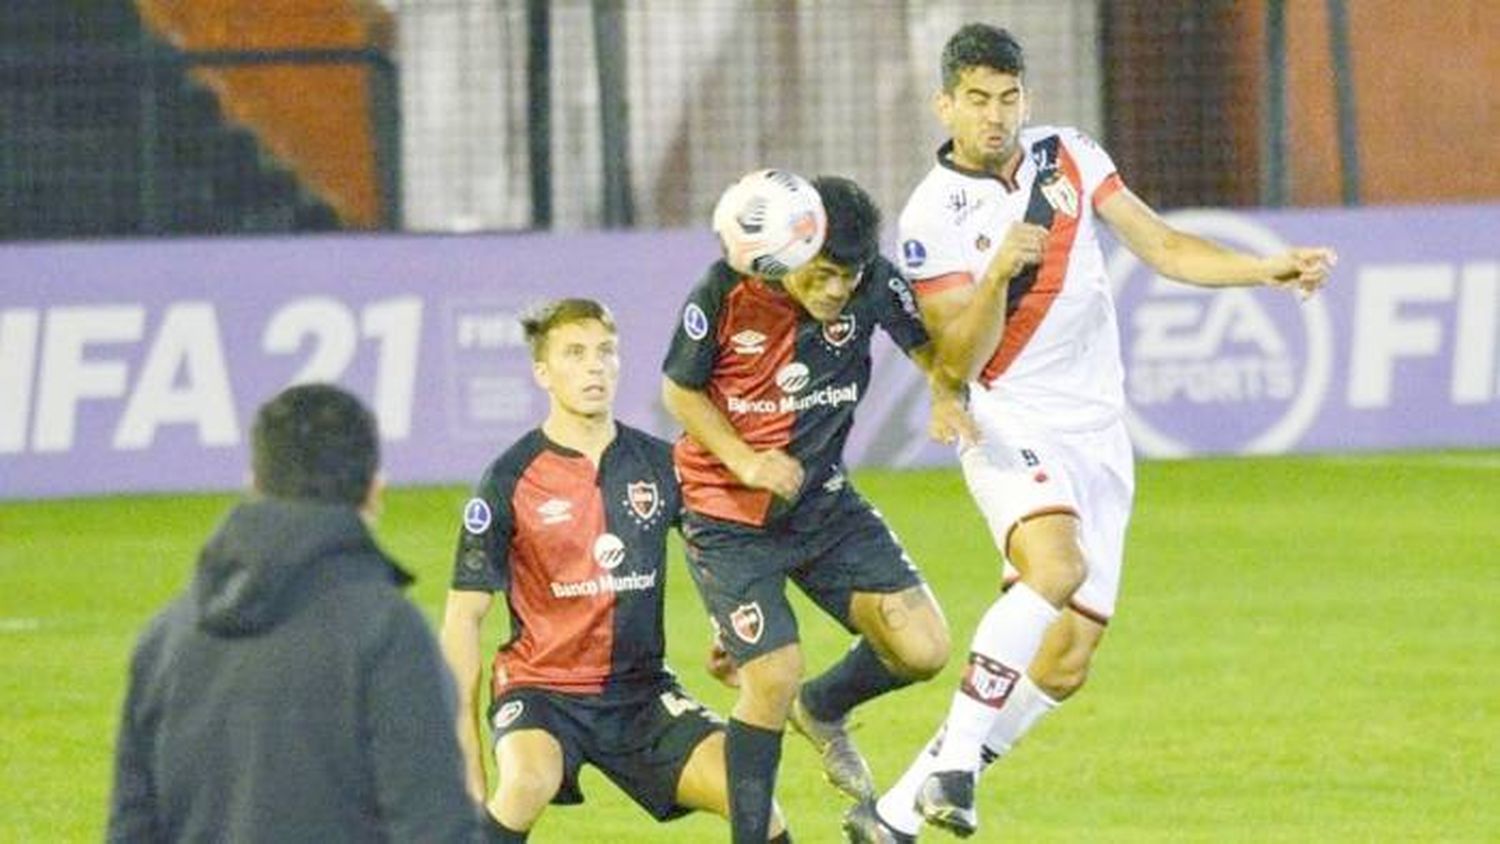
[845,23,1336,843]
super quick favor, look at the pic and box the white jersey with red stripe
[898,125,1128,431]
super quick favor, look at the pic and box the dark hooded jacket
[108,499,481,842]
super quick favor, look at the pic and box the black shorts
[682,483,924,663]
[487,683,722,821]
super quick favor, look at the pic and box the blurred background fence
[2,1,1496,241]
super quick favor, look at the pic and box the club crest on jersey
[593,533,626,570]
[492,700,525,729]
[822,313,857,348]
[626,481,660,521]
[729,602,765,644]
[463,498,492,534]
[975,234,991,252]
[683,303,709,340]
[1040,172,1079,218]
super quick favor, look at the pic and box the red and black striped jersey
[451,424,680,697]
[663,256,930,527]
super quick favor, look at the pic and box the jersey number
[659,690,703,718]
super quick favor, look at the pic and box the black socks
[726,718,784,843]
[800,638,912,722]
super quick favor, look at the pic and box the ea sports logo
[1110,211,1332,456]
[592,533,626,570]
[775,362,810,394]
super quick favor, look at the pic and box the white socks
[929,582,1058,771]
[981,672,1060,760]
[877,674,1061,835]
[878,727,946,835]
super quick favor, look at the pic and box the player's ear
[531,358,549,390]
[932,89,950,125]
[360,472,385,525]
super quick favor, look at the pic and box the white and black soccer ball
[712,169,828,279]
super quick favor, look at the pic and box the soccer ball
[712,169,827,278]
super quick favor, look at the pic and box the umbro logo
[537,498,573,525]
[731,329,768,355]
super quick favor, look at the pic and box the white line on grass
[1315,454,1500,471]
[0,618,42,633]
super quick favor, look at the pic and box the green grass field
[3,453,1498,841]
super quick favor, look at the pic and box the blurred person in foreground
[663,175,975,843]
[846,23,1336,843]
[108,383,483,842]
[440,298,790,841]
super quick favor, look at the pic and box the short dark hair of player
[941,23,1025,91]
[251,383,379,506]
[519,297,618,360]
[812,176,881,271]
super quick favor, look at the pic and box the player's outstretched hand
[706,639,740,688]
[734,449,804,500]
[1269,247,1337,298]
[929,386,979,447]
[983,222,1050,283]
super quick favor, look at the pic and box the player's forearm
[908,343,964,394]
[438,617,487,795]
[661,378,758,475]
[1150,230,1279,287]
[934,275,1010,383]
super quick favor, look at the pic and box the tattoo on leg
[880,593,910,631]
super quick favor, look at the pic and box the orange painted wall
[1283,0,1499,205]
[135,0,391,227]
[1109,0,1498,207]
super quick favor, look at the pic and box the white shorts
[957,394,1135,622]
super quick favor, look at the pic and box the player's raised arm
[1097,185,1337,294]
[439,589,495,803]
[910,221,1049,385]
[661,377,804,500]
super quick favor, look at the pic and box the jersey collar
[936,139,1023,193]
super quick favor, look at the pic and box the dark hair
[251,384,378,505]
[519,298,617,360]
[941,23,1025,91]
[812,175,881,270]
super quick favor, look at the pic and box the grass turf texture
[2,452,1497,841]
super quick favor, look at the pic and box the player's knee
[887,626,950,681]
[495,765,562,820]
[1026,550,1086,603]
[740,646,804,713]
[1011,521,1088,603]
